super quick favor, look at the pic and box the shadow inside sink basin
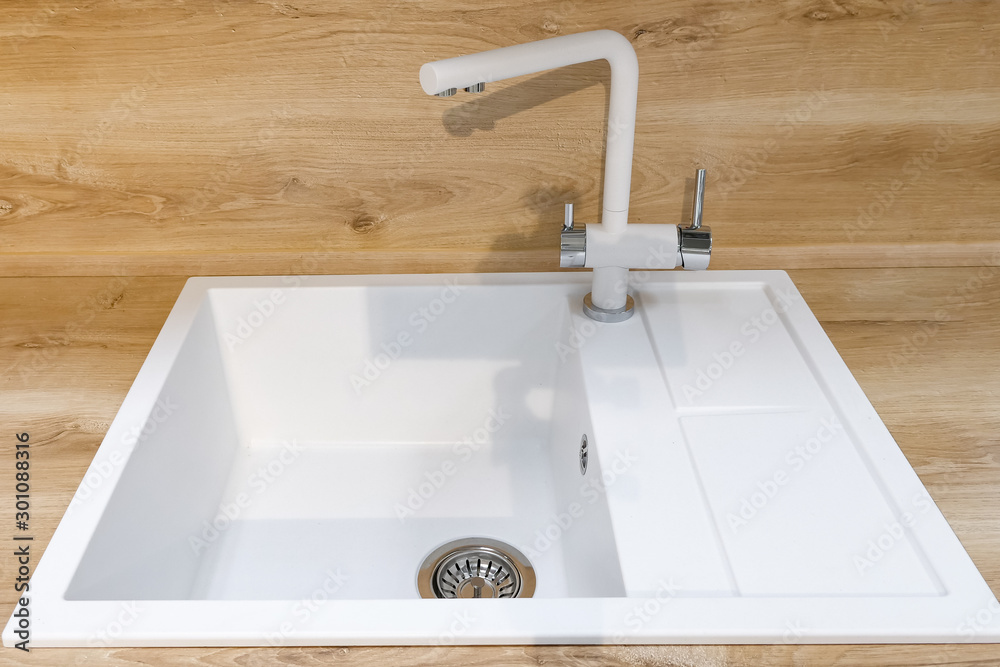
[66,283,625,601]
[12,273,999,645]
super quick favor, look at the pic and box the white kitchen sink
[6,271,999,646]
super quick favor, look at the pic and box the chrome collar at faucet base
[583,293,635,323]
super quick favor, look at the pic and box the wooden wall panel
[1,0,997,275]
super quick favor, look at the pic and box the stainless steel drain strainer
[417,537,536,599]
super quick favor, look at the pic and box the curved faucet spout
[420,30,709,321]
[420,29,639,236]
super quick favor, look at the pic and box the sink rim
[6,271,999,646]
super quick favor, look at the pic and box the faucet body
[420,30,711,321]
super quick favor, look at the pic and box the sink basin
[7,271,999,646]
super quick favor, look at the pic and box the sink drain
[417,537,536,599]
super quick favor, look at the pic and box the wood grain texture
[1,0,998,275]
[2,0,999,662]
[1,268,999,664]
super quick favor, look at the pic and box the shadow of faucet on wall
[434,61,612,275]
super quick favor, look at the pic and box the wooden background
[1,0,998,275]
[1,0,999,664]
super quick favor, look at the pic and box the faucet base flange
[583,293,634,323]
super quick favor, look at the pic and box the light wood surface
[2,0,999,662]
[1,268,999,665]
[1,0,998,274]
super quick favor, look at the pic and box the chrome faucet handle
[690,168,706,230]
[560,203,586,268]
[679,169,712,270]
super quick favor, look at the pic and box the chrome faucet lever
[690,168,706,230]
[560,203,586,268]
[678,169,712,271]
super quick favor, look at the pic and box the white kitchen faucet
[420,29,711,322]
